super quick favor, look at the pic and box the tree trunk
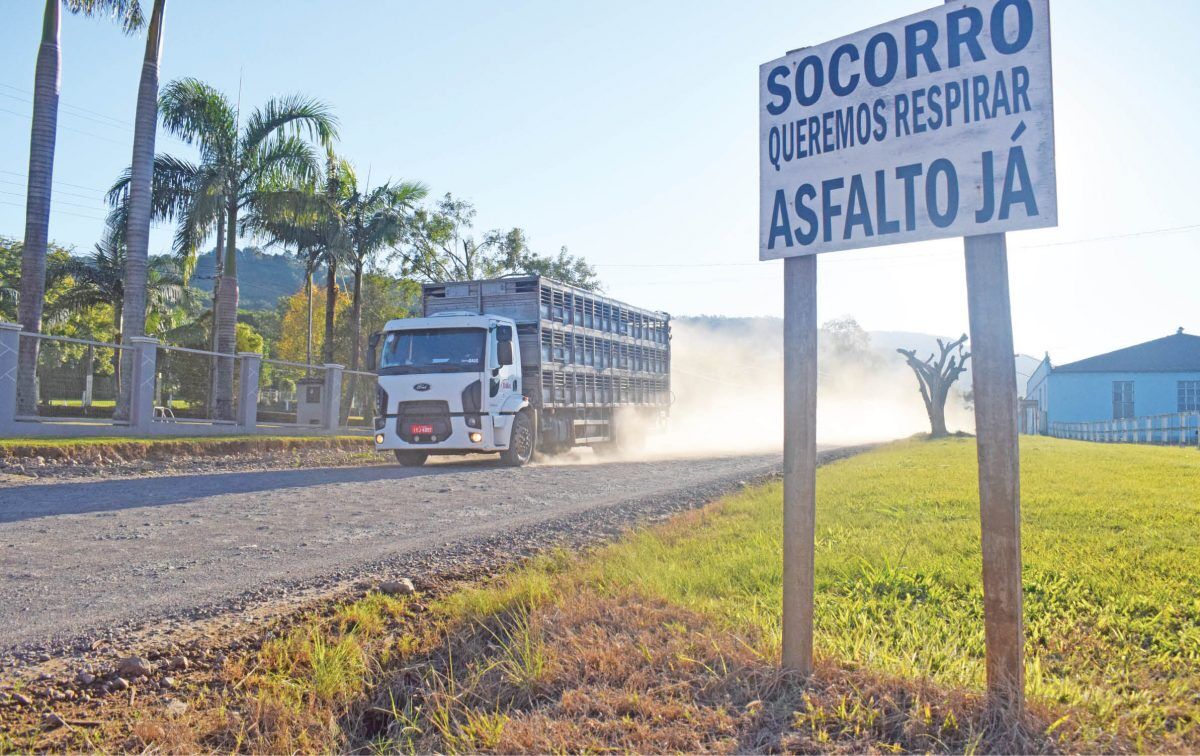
[115,0,165,421]
[207,210,224,417]
[341,259,364,425]
[213,203,238,421]
[305,264,313,367]
[929,396,949,437]
[322,258,337,364]
[350,260,363,372]
[16,0,61,415]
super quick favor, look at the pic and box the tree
[117,0,166,417]
[394,194,600,290]
[47,222,188,399]
[109,77,337,419]
[17,0,145,414]
[898,335,971,438]
[276,283,349,364]
[342,173,426,373]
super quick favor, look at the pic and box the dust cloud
[638,317,974,458]
[534,316,974,466]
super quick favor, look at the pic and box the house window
[1180,380,1200,412]
[1112,381,1134,419]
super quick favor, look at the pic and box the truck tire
[394,450,429,467]
[500,411,535,467]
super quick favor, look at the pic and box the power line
[0,198,107,222]
[0,170,111,195]
[0,176,102,203]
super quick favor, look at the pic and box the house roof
[1054,331,1200,374]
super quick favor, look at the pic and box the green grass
[446,436,1200,746]
[0,434,368,449]
[36,437,1193,752]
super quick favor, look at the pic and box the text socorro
[763,0,1037,115]
[766,146,1037,250]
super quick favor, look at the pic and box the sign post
[782,254,818,674]
[963,232,1024,708]
[760,0,1056,705]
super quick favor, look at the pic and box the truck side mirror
[497,340,514,366]
[366,332,382,371]
[496,325,512,342]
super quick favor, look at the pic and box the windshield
[379,328,486,375]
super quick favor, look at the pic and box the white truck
[367,275,671,466]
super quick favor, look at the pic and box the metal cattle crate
[422,275,671,413]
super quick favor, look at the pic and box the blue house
[1024,329,1200,436]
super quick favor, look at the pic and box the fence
[1050,413,1200,446]
[340,369,376,430]
[16,331,128,421]
[155,344,240,424]
[0,322,373,438]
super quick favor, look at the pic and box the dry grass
[354,589,1093,754]
[6,437,1193,753]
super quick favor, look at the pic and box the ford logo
[413,383,431,392]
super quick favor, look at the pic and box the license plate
[410,423,434,435]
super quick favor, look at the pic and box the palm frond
[241,94,338,153]
[159,78,237,157]
[64,0,145,33]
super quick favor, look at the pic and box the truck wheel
[394,450,429,467]
[501,412,535,467]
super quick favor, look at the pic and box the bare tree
[898,335,970,438]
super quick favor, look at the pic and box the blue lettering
[765,65,791,116]
[926,158,958,228]
[865,32,898,87]
[795,184,818,245]
[991,0,1034,55]
[905,19,942,79]
[821,177,845,243]
[830,43,860,97]
[768,190,793,249]
[844,174,874,239]
[947,7,985,68]
[795,55,823,107]
[999,146,1038,219]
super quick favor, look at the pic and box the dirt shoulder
[0,435,380,483]
[0,447,870,751]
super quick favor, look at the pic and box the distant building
[1023,329,1200,436]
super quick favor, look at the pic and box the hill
[191,247,308,310]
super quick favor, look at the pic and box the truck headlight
[375,433,385,445]
[469,432,482,443]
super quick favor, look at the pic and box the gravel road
[0,452,801,665]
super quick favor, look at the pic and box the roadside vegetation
[6,437,1197,752]
[0,433,374,462]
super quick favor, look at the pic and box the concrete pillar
[236,352,262,431]
[322,363,343,432]
[126,336,158,433]
[0,322,20,434]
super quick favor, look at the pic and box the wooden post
[963,232,1024,709]
[782,253,818,673]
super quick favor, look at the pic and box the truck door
[488,324,520,413]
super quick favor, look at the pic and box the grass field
[11,437,1197,752]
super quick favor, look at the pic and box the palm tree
[48,221,188,400]
[342,173,427,374]
[108,78,337,419]
[117,0,166,418]
[17,0,144,414]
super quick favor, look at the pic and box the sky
[1,0,1198,365]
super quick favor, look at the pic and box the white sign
[759,0,1056,259]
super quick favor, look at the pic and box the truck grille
[396,400,452,444]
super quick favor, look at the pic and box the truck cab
[369,312,533,466]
